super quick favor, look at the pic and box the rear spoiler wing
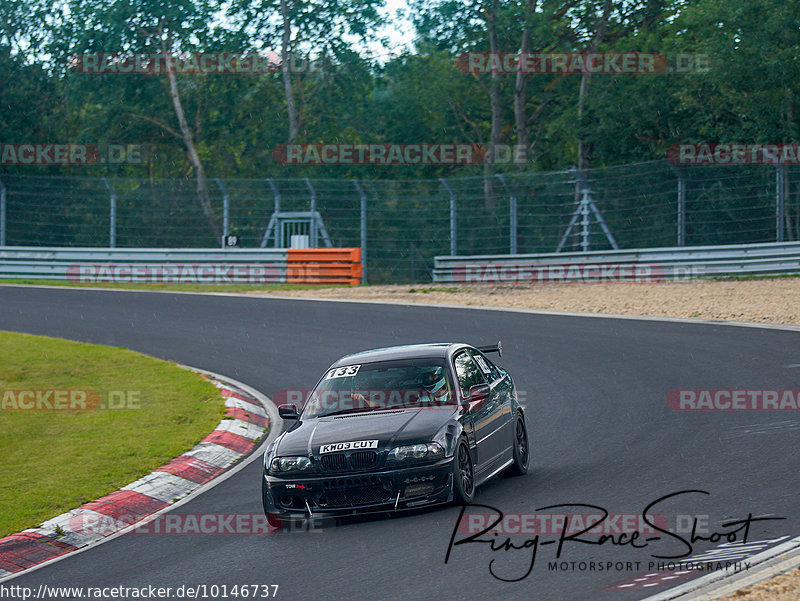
[477,341,502,357]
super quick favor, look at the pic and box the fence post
[305,178,317,247]
[580,188,590,252]
[776,165,785,242]
[353,180,367,284]
[439,178,456,256]
[102,177,116,248]
[0,177,5,247]
[495,174,517,254]
[667,162,686,246]
[510,192,518,254]
[677,176,685,246]
[410,241,417,281]
[260,179,281,248]
[215,179,230,248]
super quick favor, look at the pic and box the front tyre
[265,512,283,529]
[451,439,475,504]
[262,477,283,529]
[503,416,529,477]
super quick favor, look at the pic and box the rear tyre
[451,439,475,504]
[503,417,529,477]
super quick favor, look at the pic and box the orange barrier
[287,248,362,285]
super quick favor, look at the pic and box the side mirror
[278,404,300,420]
[463,383,490,410]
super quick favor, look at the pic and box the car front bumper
[262,457,454,518]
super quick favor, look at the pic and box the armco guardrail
[433,241,800,283]
[0,247,362,285]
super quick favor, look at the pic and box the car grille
[320,453,348,472]
[318,450,380,472]
[317,485,392,507]
[349,450,378,469]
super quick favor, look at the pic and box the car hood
[275,408,456,456]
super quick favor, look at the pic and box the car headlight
[270,456,313,473]
[387,442,445,463]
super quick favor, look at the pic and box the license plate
[319,440,378,454]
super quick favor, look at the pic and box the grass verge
[0,331,225,537]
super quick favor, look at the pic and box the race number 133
[326,365,361,379]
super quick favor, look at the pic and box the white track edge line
[639,536,800,601]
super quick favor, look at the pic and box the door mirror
[278,404,300,420]
[463,383,490,410]
[469,383,490,402]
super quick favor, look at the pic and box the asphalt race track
[1,285,799,601]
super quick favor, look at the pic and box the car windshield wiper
[316,408,374,417]
[318,406,405,418]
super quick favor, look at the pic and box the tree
[228,0,385,144]
[60,0,224,238]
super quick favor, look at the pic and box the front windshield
[302,358,455,418]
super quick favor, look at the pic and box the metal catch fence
[1,160,798,283]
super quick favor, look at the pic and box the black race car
[261,342,528,526]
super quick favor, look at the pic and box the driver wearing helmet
[420,366,449,406]
[349,366,450,410]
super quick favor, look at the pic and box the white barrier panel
[433,241,800,283]
[0,247,288,284]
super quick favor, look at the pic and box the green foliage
[1,0,799,278]
[1,0,797,177]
